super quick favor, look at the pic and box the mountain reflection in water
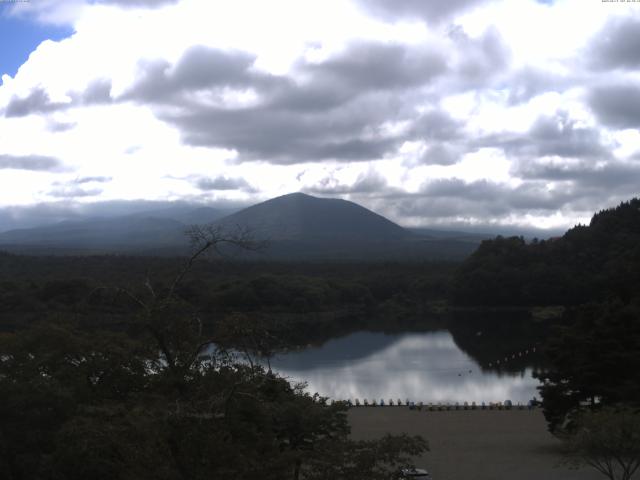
[267,331,539,403]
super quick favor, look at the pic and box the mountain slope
[0,216,187,251]
[215,192,410,242]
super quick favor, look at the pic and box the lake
[265,330,541,404]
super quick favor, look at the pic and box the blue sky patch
[0,10,73,79]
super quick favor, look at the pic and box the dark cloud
[355,0,490,23]
[449,26,511,87]
[194,175,255,192]
[477,112,612,161]
[270,42,445,112]
[122,46,264,102]
[513,159,640,190]
[4,88,68,117]
[0,154,66,171]
[166,98,403,163]
[528,113,611,159]
[306,42,447,91]
[80,78,113,104]
[419,143,462,165]
[589,84,640,129]
[405,110,466,166]
[383,159,640,224]
[123,43,446,164]
[588,16,640,71]
[5,80,112,118]
[267,80,353,113]
[401,178,586,218]
[410,109,464,142]
[305,170,388,195]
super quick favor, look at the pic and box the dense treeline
[452,198,640,307]
[536,300,640,431]
[0,255,454,344]
[0,233,429,480]
[452,198,640,432]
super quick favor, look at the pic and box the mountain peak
[216,193,408,243]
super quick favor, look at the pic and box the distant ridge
[0,193,483,259]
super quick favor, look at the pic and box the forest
[452,198,640,435]
[1,198,639,478]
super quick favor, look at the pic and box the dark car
[399,467,432,479]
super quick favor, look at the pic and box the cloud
[0,154,66,172]
[4,80,112,118]
[512,159,640,191]
[527,113,611,159]
[194,175,255,192]
[448,26,511,88]
[420,143,463,165]
[305,41,447,91]
[122,46,263,102]
[121,42,447,164]
[504,67,572,105]
[1,0,637,230]
[587,16,640,71]
[305,170,389,195]
[166,100,404,163]
[6,0,177,26]
[355,0,490,23]
[5,0,86,26]
[71,176,112,184]
[95,0,179,8]
[410,109,465,142]
[4,88,69,117]
[47,120,77,132]
[589,84,640,129]
[477,112,612,161]
[48,186,103,198]
[79,78,113,104]
[404,178,587,217]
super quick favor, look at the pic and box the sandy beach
[348,407,602,480]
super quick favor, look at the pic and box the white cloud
[1,0,639,229]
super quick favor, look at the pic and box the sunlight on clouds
[1,0,638,228]
[414,149,513,185]
[612,130,640,159]
[0,171,56,205]
[461,0,611,70]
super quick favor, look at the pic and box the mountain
[0,216,187,253]
[128,205,232,225]
[210,193,484,260]
[215,192,409,242]
[0,193,482,259]
[0,202,238,254]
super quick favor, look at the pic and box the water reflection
[268,331,540,403]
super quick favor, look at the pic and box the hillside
[452,198,640,306]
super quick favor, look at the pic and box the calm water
[266,330,540,404]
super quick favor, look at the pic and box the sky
[0,0,639,232]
